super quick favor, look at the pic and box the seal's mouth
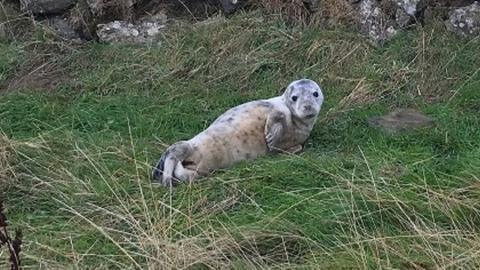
[305,113,316,119]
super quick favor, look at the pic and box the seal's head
[283,79,324,120]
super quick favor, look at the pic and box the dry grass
[6,131,480,269]
[250,0,358,27]
[0,1,35,42]
[322,159,480,269]
[8,135,317,269]
[0,134,17,190]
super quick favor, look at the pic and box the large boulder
[20,0,77,15]
[446,1,480,37]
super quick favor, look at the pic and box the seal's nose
[304,105,312,111]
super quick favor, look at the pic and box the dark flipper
[152,150,168,182]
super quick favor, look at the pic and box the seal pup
[152,79,324,187]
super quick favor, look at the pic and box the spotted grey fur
[152,79,324,187]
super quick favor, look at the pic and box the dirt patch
[1,44,75,94]
[5,63,71,92]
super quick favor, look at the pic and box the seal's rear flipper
[152,154,166,182]
[152,141,193,187]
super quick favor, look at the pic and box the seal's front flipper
[265,111,287,153]
[285,144,303,154]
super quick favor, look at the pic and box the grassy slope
[1,12,480,269]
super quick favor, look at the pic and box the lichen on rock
[359,0,398,44]
[446,1,480,37]
[96,13,167,44]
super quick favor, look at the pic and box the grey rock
[43,16,82,41]
[219,0,248,14]
[20,0,77,15]
[359,0,398,44]
[394,0,423,27]
[368,109,434,133]
[446,1,480,37]
[396,8,412,27]
[96,14,167,44]
[396,0,421,16]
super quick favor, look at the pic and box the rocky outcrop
[357,0,479,43]
[446,1,480,37]
[20,0,77,15]
[357,0,424,41]
[8,0,480,45]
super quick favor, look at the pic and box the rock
[303,0,320,11]
[219,0,248,14]
[396,0,422,16]
[20,0,77,15]
[396,8,412,27]
[394,0,423,27]
[421,1,474,24]
[68,0,140,40]
[359,0,398,44]
[43,16,82,41]
[446,1,480,37]
[96,15,166,44]
[368,109,434,133]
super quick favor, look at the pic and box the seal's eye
[313,92,319,97]
[292,96,298,102]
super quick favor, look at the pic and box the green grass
[1,12,480,269]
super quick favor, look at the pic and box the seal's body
[153,79,324,186]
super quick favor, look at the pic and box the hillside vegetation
[1,10,480,269]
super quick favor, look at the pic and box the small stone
[368,109,435,133]
[112,21,121,29]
